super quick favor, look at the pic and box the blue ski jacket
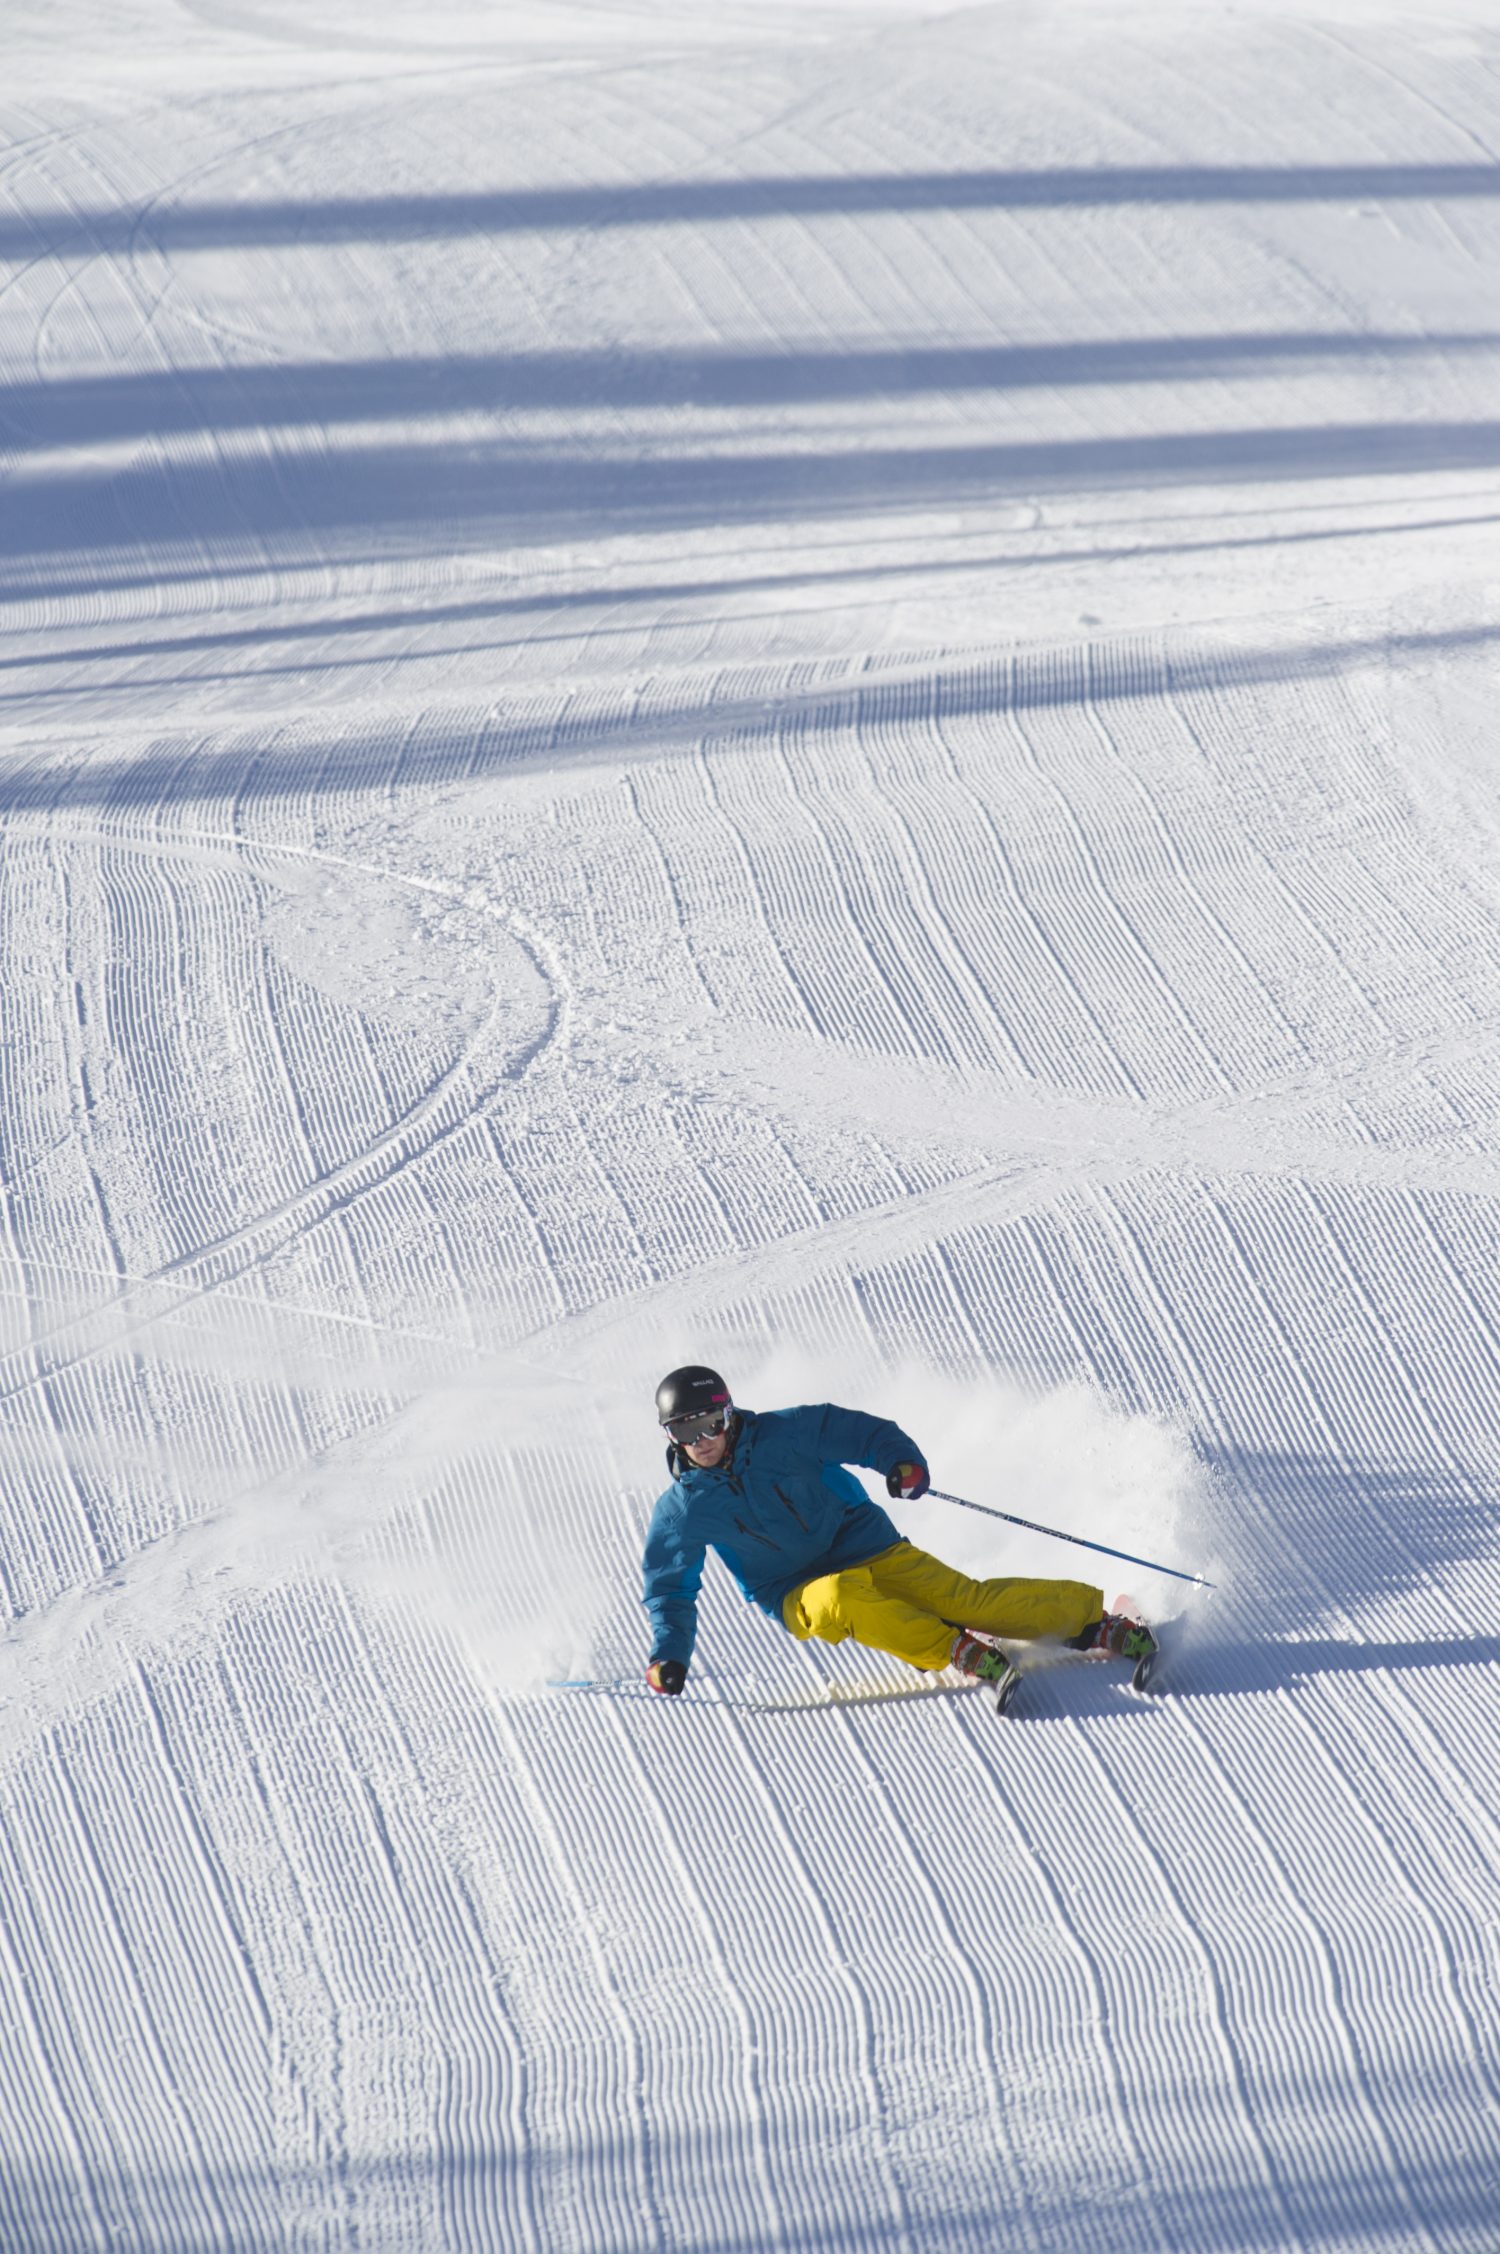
[642,1401,924,1671]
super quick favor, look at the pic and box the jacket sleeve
[642,1493,707,1671]
[799,1401,925,1482]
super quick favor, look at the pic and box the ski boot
[950,1629,1022,1714]
[1068,1609,1160,1692]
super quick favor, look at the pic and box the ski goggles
[663,1406,731,1446]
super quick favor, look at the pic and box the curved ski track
[3,4,1500,2251]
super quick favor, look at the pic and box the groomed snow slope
[3,1,1500,2247]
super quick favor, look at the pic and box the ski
[549,1626,1148,1717]
[547,1672,989,1715]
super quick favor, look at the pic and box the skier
[642,1365,1154,1697]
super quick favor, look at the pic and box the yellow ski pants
[782,1540,1101,1673]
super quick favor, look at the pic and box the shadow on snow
[3,2087,1498,2254]
[7,417,1500,590]
[0,622,1496,817]
[3,158,1499,261]
[6,331,1496,450]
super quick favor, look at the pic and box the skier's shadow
[678,1627,1500,1720]
[976,1630,1500,1716]
[1150,1632,1500,1701]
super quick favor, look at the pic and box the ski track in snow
[2,1,1500,2248]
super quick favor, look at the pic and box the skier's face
[683,1424,729,1467]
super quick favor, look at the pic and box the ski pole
[928,1487,1215,1589]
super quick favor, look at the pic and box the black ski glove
[647,1660,687,1697]
[886,1461,930,1500]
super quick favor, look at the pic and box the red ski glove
[886,1461,930,1501]
[647,1660,687,1697]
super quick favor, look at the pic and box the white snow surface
[3,0,1500,2245]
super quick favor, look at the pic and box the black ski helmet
[655,1364,731,1428]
